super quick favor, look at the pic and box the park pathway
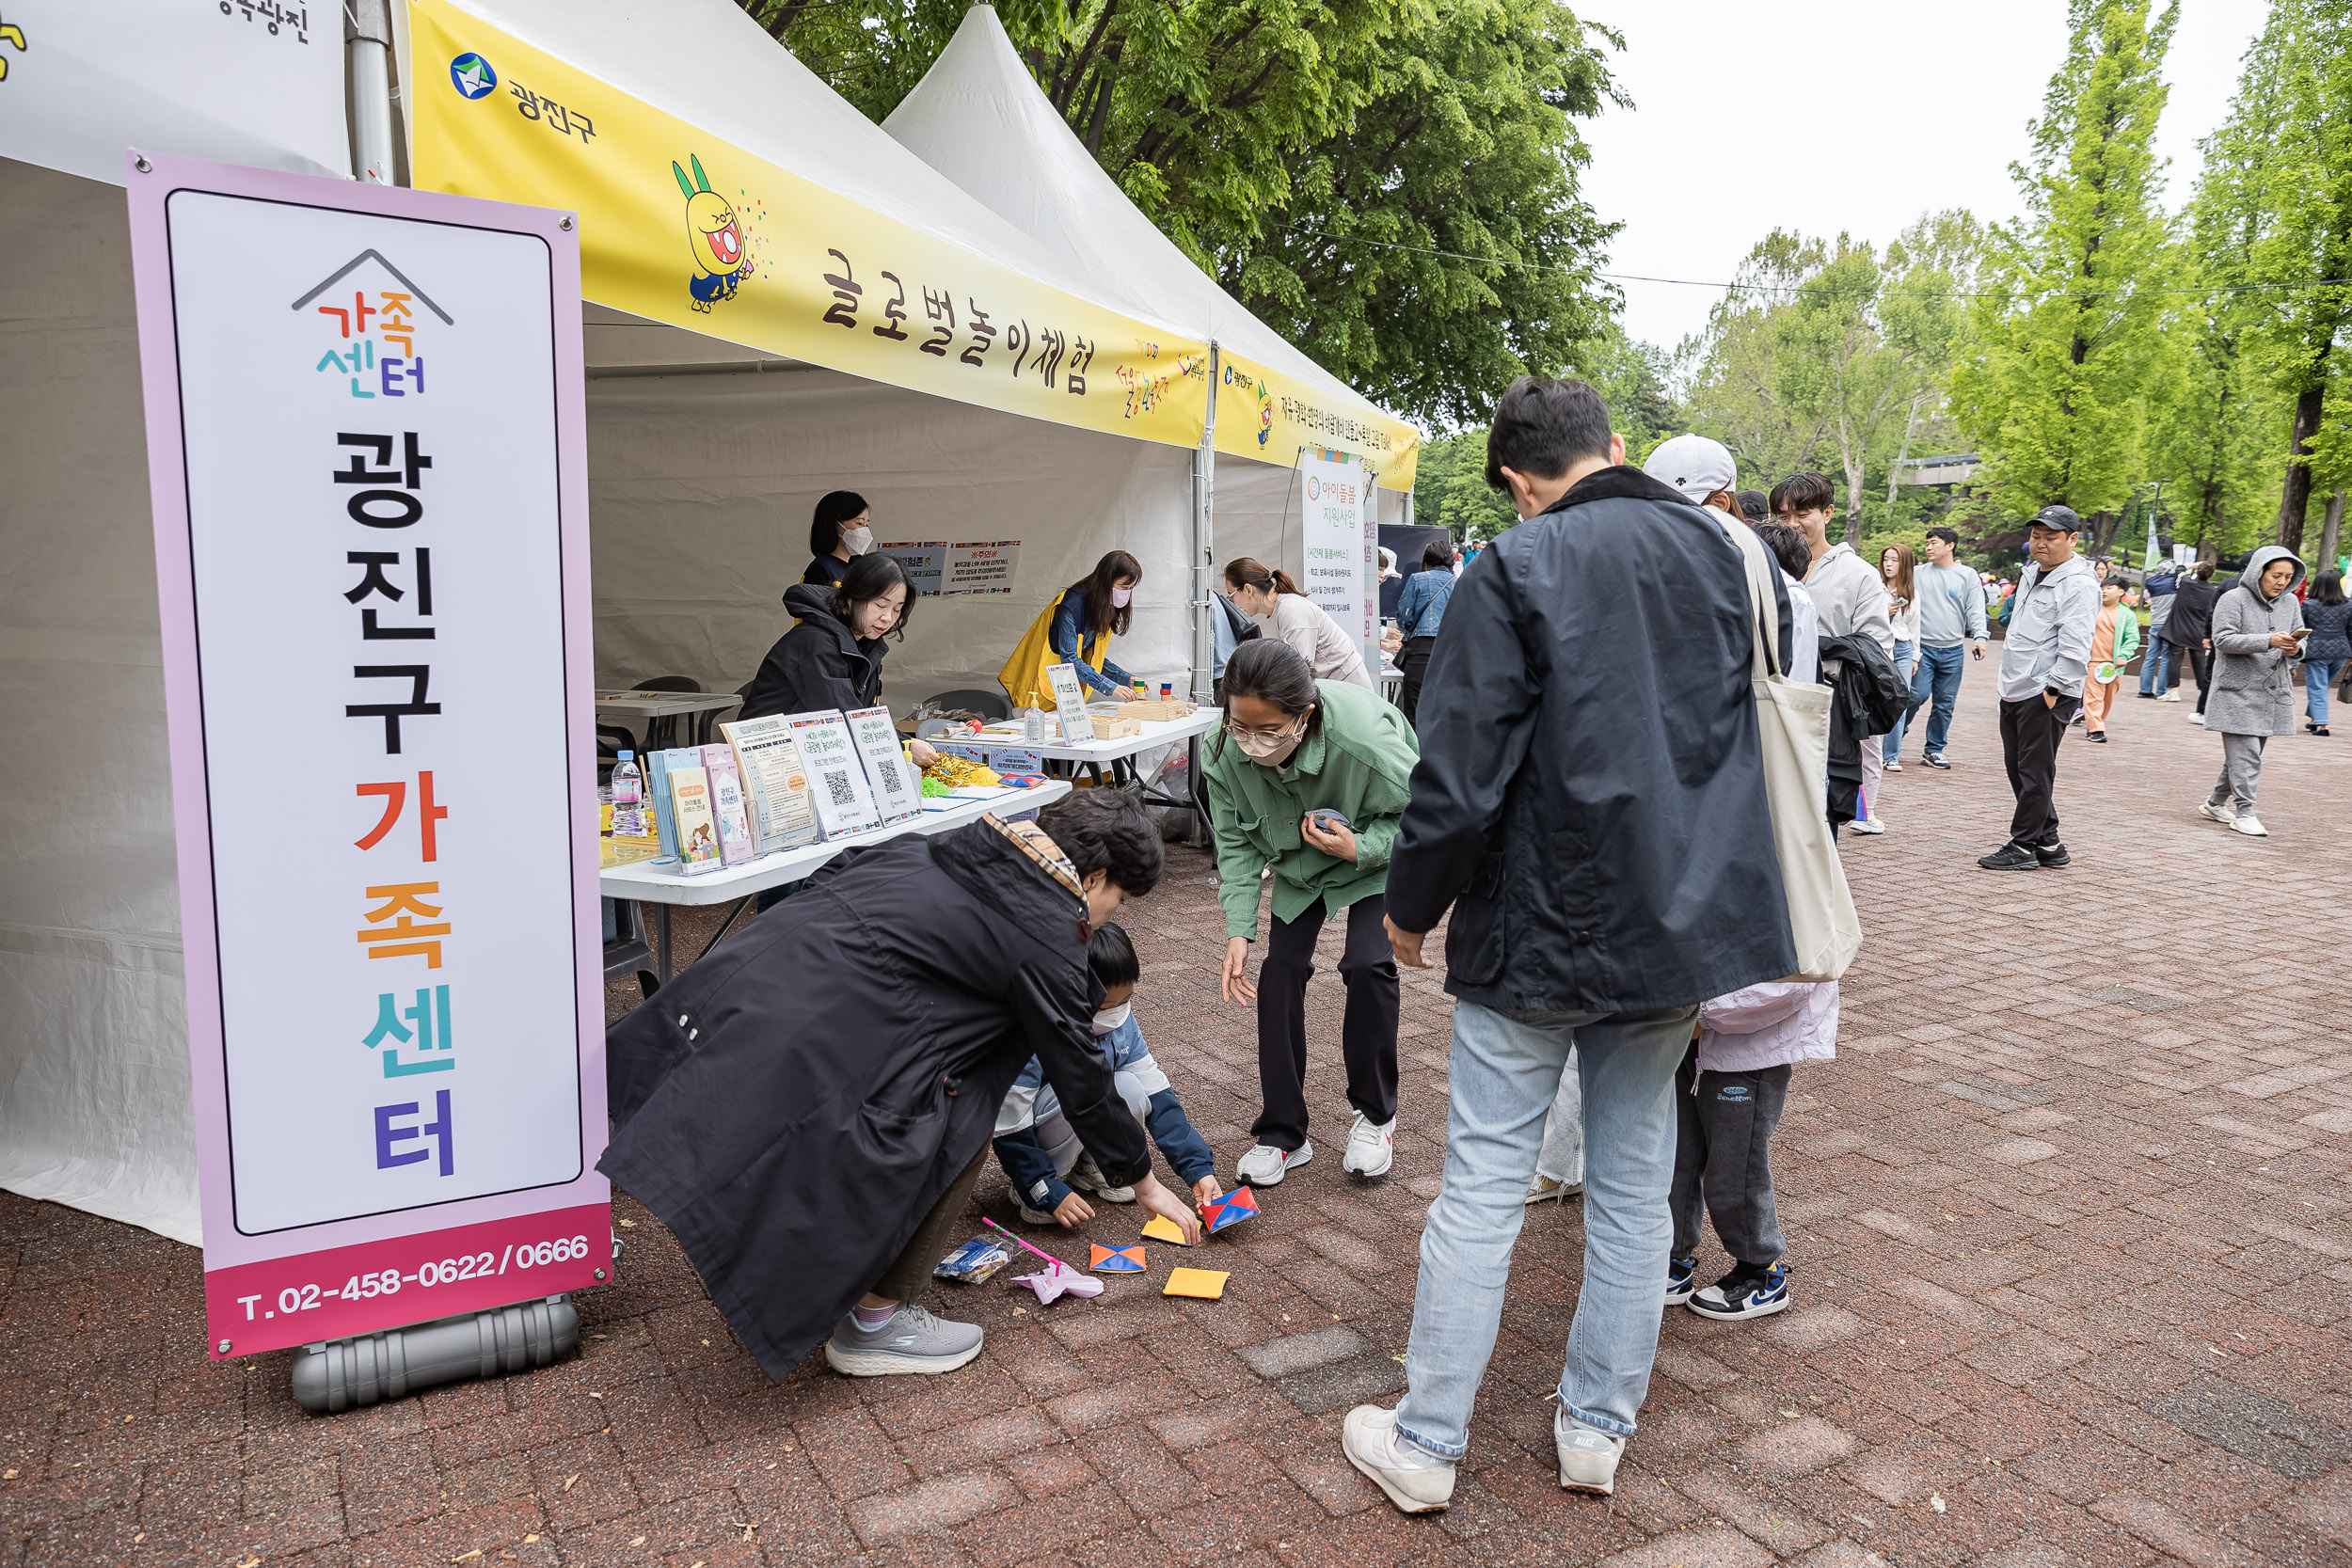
[3,672,2348,1567]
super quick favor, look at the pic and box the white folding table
[594,689,741,752]
[600,779,1072,989]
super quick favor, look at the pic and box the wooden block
[1089,715,1143,740]
[1124,700,1197,722]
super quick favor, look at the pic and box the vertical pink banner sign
[123,150,609,1359]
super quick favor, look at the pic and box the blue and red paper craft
[1200,1186,1260,1235]
[1089,1243,1147,1274]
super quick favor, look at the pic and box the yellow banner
[1215,349,1421,490]
[407,0,1209,449]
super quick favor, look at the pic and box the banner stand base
[290,1293,579,1414]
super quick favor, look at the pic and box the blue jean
[2309,658,2344,724]
[2139,634,2177,695]
[1392,999,1696,1456]
[1880,641,1915,763]
[1894,643,1965,758]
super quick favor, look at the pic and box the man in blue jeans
[1337,382,1799,1513]
[1893,527,1990,768]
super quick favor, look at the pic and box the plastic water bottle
[611,750,645,836]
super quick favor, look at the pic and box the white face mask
[1090,1002,1132,1036]
[1232,717,1305,767]
[840,525,873,556]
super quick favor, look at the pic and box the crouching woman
[599,791,1201,1381]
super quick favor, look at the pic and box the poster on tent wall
[124,151,610,1360]
[407,0,1212,453]
[0,0,350,185]
[1300,454,1379,673]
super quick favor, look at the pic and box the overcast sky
[1575,0,2273,356]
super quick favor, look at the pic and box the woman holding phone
[2199,546,2307,837]
[1204,640,1420,1186]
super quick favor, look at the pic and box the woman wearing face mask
[1207,639,1420,1189]
[1000,550,1148,705]
[740,553,939,768]
[1225,557,1375,689]
[802,490,875,591]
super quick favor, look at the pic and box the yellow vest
[999,589,1110,705]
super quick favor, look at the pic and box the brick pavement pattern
[5,676,2350,1567]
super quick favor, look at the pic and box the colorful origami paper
[1089,1243,1147,1274]
[1200,1187,1260,1235]
[1010,1263,1103,1305]
[1139,1213,1193,1245]
[1163,1268,1229,1300]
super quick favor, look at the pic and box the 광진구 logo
[449,52,497,99]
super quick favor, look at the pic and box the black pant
[1998,694,2077,849]
[1253,894,1399,1151]
[2175,641,2212,713]
[1670,1045,1792,1267]
[870,1142,991,1304]
[1396,637,1436,726]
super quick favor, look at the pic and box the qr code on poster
[874,759,904,798]
[822,769,857,808]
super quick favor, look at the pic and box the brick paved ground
[5,673,2351,1568]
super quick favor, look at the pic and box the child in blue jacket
[996,924,1222,1226]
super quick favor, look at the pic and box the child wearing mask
[994,924,1222,1226]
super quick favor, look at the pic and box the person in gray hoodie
[2198,545,2307,838]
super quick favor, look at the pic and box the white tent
[880,5,1422,582]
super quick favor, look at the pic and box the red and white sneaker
[1234,1140,1312,1186]
[1343,1113,1395,1178]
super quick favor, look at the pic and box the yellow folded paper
[1164,1267,1228,1300]
[1140,1214,1193,1245]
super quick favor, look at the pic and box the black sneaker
[1687,1261,1790,1321]
[1664,1256,1698,1307]
[2086,732,2108,743]
[1922,752,1951,770]
[2035,843,2071,867]
[1977,844,2039,871]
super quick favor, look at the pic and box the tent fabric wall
[0,158,201,1244]
[585,368,1195,712]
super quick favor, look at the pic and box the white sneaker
[1068,1154,1134,1203]
[1883,758,1903,772]
[1342,1405,1454,1513]
[2199,800,2236,824]
[1343,1113,1395,1178]
[1525,1174,1583,1205]
[2192,714,2209,727]
[2231,814,2268,837]
[1235,1140,1311,1186]
[1848,816,1887,835]
[1554,1408,1627,1495]
[2161,690,2183,702]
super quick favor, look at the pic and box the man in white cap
[1641,433,1741,518]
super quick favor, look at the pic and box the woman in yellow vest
[1000,551,1148,707]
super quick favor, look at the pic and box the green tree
[739,0,1622,428]
[2242,0,2352,554]
[1949,0,2178,525]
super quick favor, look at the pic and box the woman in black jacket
[740,553,938,768]
[2164,562,2220,717]
[600,791,1202,1379]
[801,489,872,591]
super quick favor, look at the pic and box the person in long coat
[599,791,1200,1381]
[2198,545,2306,838]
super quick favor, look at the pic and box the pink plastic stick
[981,1215,1071,1272]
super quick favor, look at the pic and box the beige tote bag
[1726,523,1862,982]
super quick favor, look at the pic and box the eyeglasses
[1224,716,1302,741]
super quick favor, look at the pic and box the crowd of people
[594,373,2339,1517]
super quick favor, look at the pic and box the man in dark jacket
[1337,375,1797,1515]
[600,791,1200,1381]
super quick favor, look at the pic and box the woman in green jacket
[1208,639,1421,1186]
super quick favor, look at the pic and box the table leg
[692,897,752,966]
[1186,731,1210,847]
[656,904,673,985]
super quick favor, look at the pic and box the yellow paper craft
[1140,1214,1193,1246]
[1163,1268,1229,1300]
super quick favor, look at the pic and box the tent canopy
[882,6,1420,489]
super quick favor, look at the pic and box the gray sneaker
[1068,1154,1135,1203]
[1555,1407,1627,1494]
[823,1305,984,1377]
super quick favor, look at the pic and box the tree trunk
[1843,456,1865,546]
[2276,386,2325,553]
[2320,488,2346,573]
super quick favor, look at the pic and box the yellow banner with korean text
[1213,349,1421,491]
[406,0,1209,449]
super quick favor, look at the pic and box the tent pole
[1192,344,1219,705]
[347,0,398,185]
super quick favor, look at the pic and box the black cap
[2032,504,2082,532]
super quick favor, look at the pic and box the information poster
[722,715,820,853]
[945,540,1021,595]
[876,540,946,596]
[126,151,609,1359]
[1300,453,1378,673]
[1044,662,1093,745]
[789,710,883,837]
[845,706,920,824]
